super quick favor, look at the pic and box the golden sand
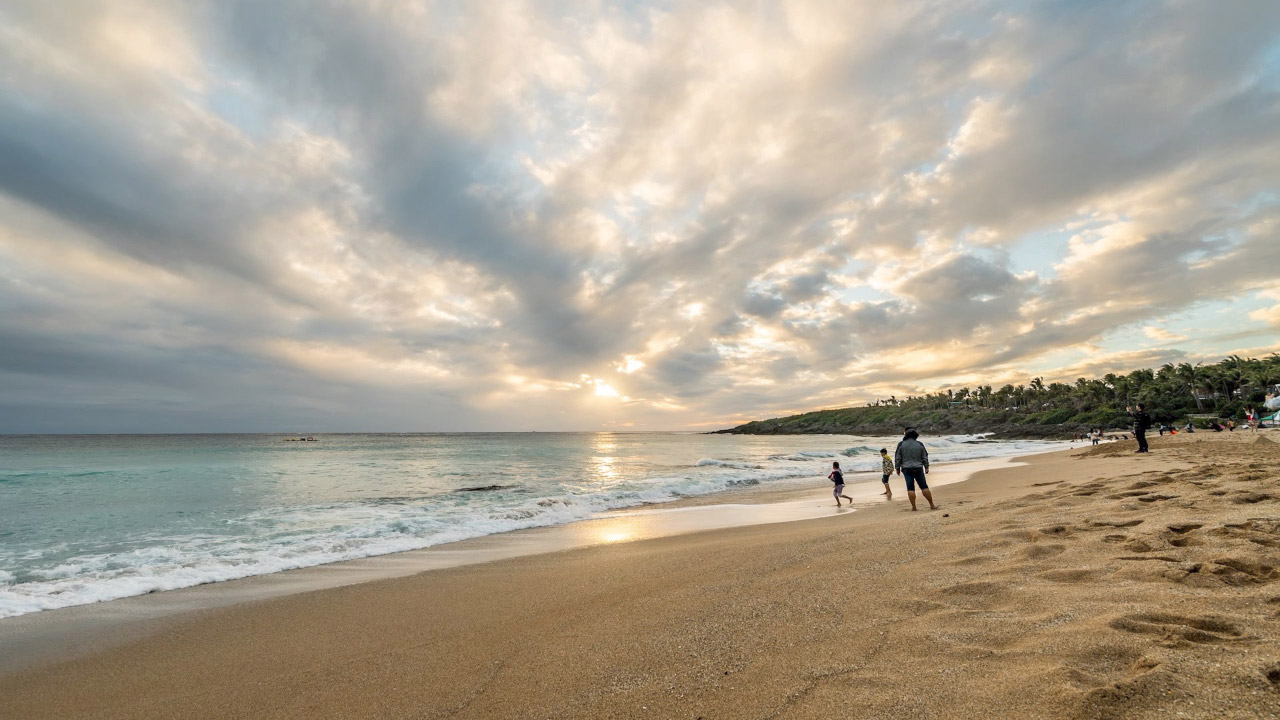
[2,432,1278,719]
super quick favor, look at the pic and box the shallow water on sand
[0,432,1063,617]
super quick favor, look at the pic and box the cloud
[1249,284,1280,329]
[0,0,1278,431]
[1144,326,1189,343]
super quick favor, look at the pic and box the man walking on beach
[1127,404,1151,453]
[894,429,937,511]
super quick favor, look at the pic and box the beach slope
[2,433,1278,719]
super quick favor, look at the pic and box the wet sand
[2,432,1278,719]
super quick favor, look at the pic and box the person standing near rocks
[894,429,937,511]
[1126,404,1151,453]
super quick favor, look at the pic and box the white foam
[0,467,816,618]
[694,458,762,469]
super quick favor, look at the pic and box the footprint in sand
[948,554,998,566]
[1231,492,1275,504]
[1108,612,1246,644]
[1088,518,1144,528]
[1021,543,1067,560]
[1122,538,1160,553]
[1209,557,1279,585]
[939,581,1012,606]
[1037,568,1108,583]
[1163,524,1204,547]
[1108,490,1155,499]
[1213,519,1280,548]
[1078,656,1171,712]
[1122,557,1277,589]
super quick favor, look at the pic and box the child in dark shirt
[829,461,854,507]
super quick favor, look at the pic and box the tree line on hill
[716,354,1280,439]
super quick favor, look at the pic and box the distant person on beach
[894,429,937,511]
[828,461,854,507]
[1091,428,1101,446]
[1126,404,1151,453]
[879,449,893,499]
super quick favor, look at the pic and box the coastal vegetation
[717,354,1280,438]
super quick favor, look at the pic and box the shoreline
[0,451,1036,675]
[0,432,1063,622]
[6,432,1277,718]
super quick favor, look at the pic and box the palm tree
[1176,362,1204,412]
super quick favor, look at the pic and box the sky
[1,1,1279,433]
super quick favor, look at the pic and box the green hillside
[716,354,1280,438]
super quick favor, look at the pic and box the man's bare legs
[906,489,938,511]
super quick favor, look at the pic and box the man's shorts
[832,484,845,497]
[881,473,891,484]
[902,467,928,491]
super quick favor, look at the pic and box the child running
[879,448,893,499]
[828,461,854,507]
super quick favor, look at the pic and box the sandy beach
[2,431,1278,719]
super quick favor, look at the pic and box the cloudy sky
[1,1,1278,433]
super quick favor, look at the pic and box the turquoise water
[0,432,1063,617]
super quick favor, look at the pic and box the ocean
[0,432,1063,618]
